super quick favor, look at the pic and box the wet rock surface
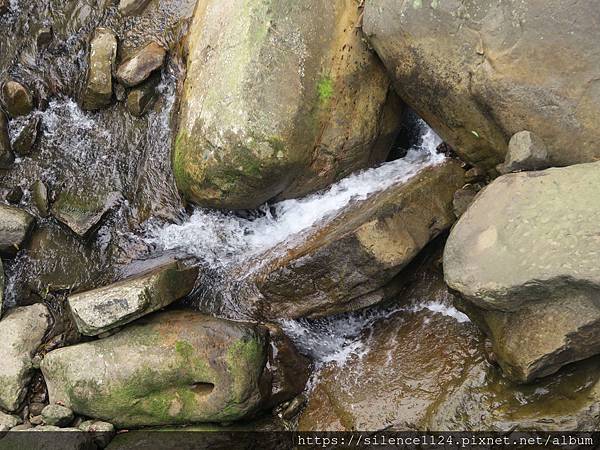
[174,0,401,209]
[119,0,152,16]
[0,111,14,168]
[81,28,117,111]
[68,259,199,336]
[12,116,41,156]
[41,310,308,427]
[1,80,33,117]
[247,161,464,319]
[0,304,51,412]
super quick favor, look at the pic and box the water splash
[149,120,444,269]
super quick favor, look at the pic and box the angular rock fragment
[68,260,199,336]
[51,190,122,237]
[42,310,308,427]
[41,404,74,427]
[1,80,33,117]
[31,180,49,217]
[116,42,165,88]
[0,203,35,255]
[0,304,51,411]
[81,28,117,111]
[497,130,550,174]
[245,160,464,318]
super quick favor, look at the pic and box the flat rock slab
[41,310,307,427]
[68,260,199,336]
[0,204,35,255]
[0,304,51,411]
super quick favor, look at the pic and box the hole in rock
[190,382,215,396]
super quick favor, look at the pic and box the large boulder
[444,162,600,381]
[244,160,464,318]
[0,304,51,411]
[68,259,199,336]
[173,0,402,209]
[363,0,600,171]
[41,311,308,427]
[81,28,117,111]
[0,204,35,255]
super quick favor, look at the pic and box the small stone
[36,27,53,47]
[282,395,306,420]
[13,116,41,155]
[11,423,32,431]
[31,425,61,431]
[81,28,117,111]
[79,420,115,447]
[126,73,160,117]
[30,415,43,426]
[1,80,34,117]
[0,110,14,169]
[0,0,8,14]
[5,186,24,204]
[498,130,550,174]
[116,41,166,87]
[29,402,46,416]
[464,166,486,184]
[114,84,127,102]
[31,180,49,217]
[452,185,480,218]
[0,204,35,255]
[118,0,152,15]
[41,404,74,427]
[0,411,21,430]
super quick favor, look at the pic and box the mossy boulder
[173,0,401,209]
[41,310,308,427]
[363,0,600,171]
[444,162,600,381]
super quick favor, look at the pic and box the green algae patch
[317,76,334,105]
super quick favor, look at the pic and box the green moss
[317,76,334,104]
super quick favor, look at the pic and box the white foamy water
[280,299,470,368]
[149,121,444,268]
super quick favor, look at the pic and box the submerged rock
[0,111,14,168]
[68,259,199,336]
[497,131,550,174]
[51,190,122,237]
[444,162,600,380]
[1,80,33,117]
[0,204,35,255]
[126,73,160,117]
[363,0,600,171]
[81,28,117,111]
[246,160,464,318]
[173,0,401,209]
[31,180,49,217]
[0,304,51,412]
[116,42,165,88]
[41,310,308,427]
[13,116,41,156]
[119,0,152,15]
